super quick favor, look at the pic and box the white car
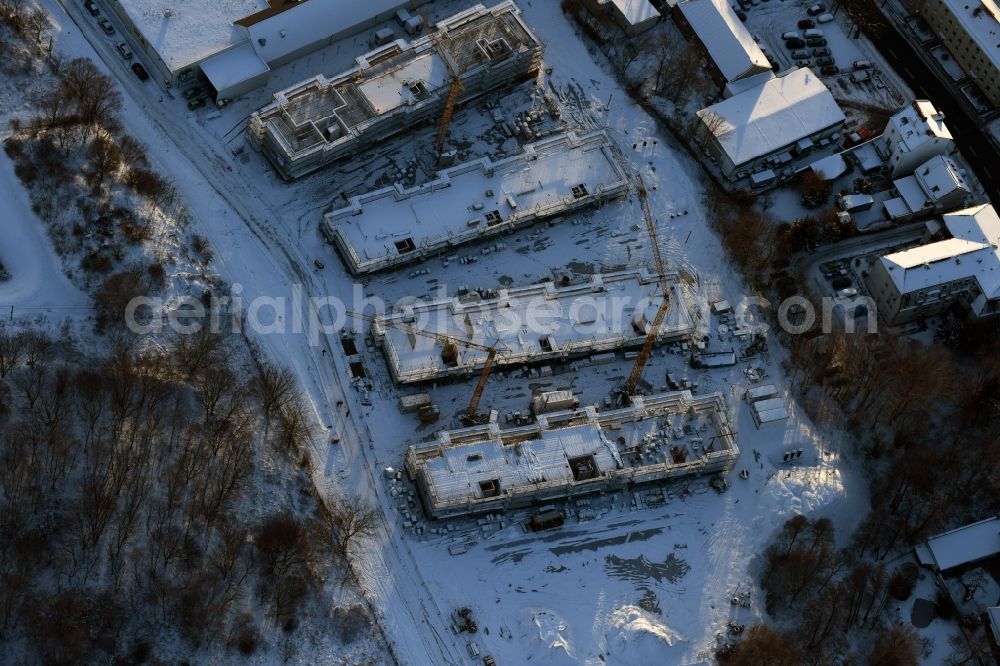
[781,30,802,40]
[835,287,858,299]
[817,12,835,23]
[116,42,133,60]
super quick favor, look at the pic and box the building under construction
[369,269,695,384]
[248,1,543,179]
[405,391,739,519]
[322,130,629,274]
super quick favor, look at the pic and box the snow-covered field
[6,0,890,662]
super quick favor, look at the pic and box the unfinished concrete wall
[248,1,543,179]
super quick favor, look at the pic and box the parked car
[131,62,149,81]
[785,37,806,49]
[187,98,206,110]
[804,28,824,38]
[807,3,827,16]
[797,18,815,29]
[83,0,99,16]
[116,42,132,59]
[832,276,852,290]
[182,86,203,100]
[806,37,827,46]
[820,64,840,75]
[816,56,836,66]
[812,47,831,57]
[795,58,811,67]
[817,12,835,22]
[791,49,810,59]
[781,30,802,40]
[97,17,114,34]
[824,267,847,279]
[736,9,748,20]
[835,287,858,298]
[853,60,872,69]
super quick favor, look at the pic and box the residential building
[322,131,628,273]
[877,100,954,177]
[883,154,973,220]
[577,0,662,34]
[695,68,845,179]
[107,0,429,98]
[674,0,771,86]
[368,269,694,384]
[405,391,738,519]
[866,203,1000,323]
[906,0,1000,106]
[915,515,1000,572]
[248,2,543,179]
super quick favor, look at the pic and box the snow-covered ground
[0,149,89,315]
[26,0,885,662]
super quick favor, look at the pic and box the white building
[915,515,1000,572]
[877,100,954,177]
[866,203,1000,324]
[322,131,628,273]
[369,269,695,384]
[578,0,662,34]
[696,68,845,179]
[883,155,973,221]
[675,0,771,86]
[249,2,542,179]
[108,0,429,97]
[406,391,738,518]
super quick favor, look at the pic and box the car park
[817,12,835,23]
[785,38,806,49]
[97,18,114,34]
[84,0,99,16]
[820,65,840,75]
[116,42,133,60]
[812,47,831,57]
[131,62,149,81]
[807,3,826,16]
[816,56,835,66]
[187,98,205,110]
[797,19,815,29]
[806,37,827,46]
[781,30,802,40]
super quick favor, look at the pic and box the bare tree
[327,501,378,564]
[868,624,921,666]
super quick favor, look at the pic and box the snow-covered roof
[810,153,848,180]
[199,42,270,95]
[117,0,268,73]
[373,270,695,383]
[697,68,844,167]
[886,100,953,151]
[914,155,969,200]
[246,0,414,65]
[938,0,1000,75]
[679,0,769,81]
[324,131,629,274]
[608,0,660,25]
[880,203,1000,296]
[923,515,1000,571]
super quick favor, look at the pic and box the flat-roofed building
[905,0,1000,106]
[866,203,1000,323]
[248,2,542,179]
[369,269,695,383]
[674,0,771,86]
[695,68,844,178]
[322,130,628,274]
[108,0,430,98]
[406,391,738,518]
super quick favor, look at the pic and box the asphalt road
[870,22,1000,205]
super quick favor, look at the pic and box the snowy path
[0,150,88,315]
